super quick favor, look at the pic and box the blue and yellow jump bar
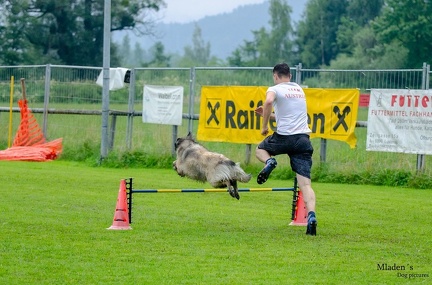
[133,187,294,193]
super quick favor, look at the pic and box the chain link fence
[0,64,431,175]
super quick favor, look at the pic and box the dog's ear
[174,137,182,150]
[186,132,193,140]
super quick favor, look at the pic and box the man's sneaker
[306,215,317,236]
[257,158,277,184]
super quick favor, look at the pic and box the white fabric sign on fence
[366,89,432,154]
[142,85,183,126]
[96,68,129,91]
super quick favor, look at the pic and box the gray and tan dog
[173,132,252,199]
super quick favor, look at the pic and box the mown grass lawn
[0,161,431,284]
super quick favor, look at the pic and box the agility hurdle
[124,178,305,225]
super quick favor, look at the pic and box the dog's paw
[228,187,240,200]
[172,161,185,177]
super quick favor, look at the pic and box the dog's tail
[233,162,252,183]
[210,161,252,185]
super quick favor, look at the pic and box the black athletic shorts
[257,132,314,179]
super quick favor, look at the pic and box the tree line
[1,0,431,69]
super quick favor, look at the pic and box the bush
[100,150,173,169]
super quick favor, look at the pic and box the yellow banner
[197,86,359,148]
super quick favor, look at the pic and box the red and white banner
[367,89,432,154]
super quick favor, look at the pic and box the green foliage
[143,42,171,67]
[1,0,431,71]
[297,0,388,68]
[372,0,432,68]
[49,81,102,104]
[59,140,100,163]
[59,143,174,169]
[117,34,150,67]
[329,0,431,70]
[330,25,410,71]
[101,150,173,168]
[2,0,431,70]
[336,17,362,55]
[303,51,419,92]
[228,0,296,67]
[407,172,432,189]
[296,0,348,67]
[0,0,164,66]
[346,0,383,26]
[312,164,427,188]
[180,24,212,66]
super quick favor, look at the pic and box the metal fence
[0,63,431,174]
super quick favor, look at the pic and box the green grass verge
[0,161,431,284]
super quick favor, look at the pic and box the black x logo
[333,106,350,132]
[207,101,220,125]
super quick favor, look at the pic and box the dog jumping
[173,132,252,199]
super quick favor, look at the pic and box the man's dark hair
[273,63,291,77]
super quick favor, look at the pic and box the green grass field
[1,160,431,284]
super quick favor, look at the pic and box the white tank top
[266,82,311,135]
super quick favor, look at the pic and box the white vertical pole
[100,0,111,161]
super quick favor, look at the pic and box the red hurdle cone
[289,190,308,226]
[107,179,132,230]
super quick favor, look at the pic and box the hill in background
[113,1,305,60]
